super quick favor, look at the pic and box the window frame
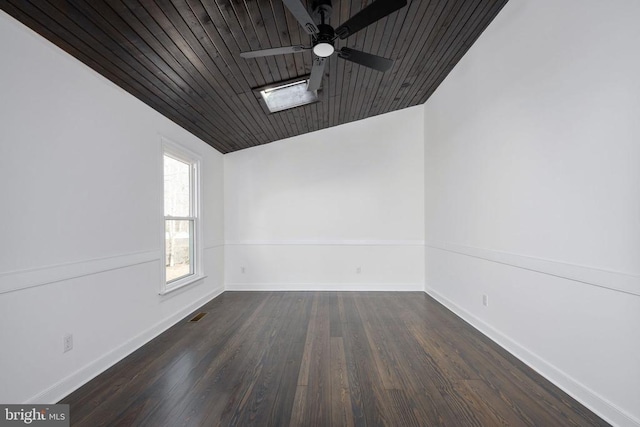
[160,138,204,295]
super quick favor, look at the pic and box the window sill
[160,274,207,295]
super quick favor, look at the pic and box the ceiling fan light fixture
[313,42,334,57]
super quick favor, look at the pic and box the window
[162,141,202,293]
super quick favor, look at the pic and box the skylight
[259,79,318,113]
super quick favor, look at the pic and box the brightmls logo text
[0,405,69,427]
[4,408,46,424]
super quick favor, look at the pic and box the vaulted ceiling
[1,0,508,153]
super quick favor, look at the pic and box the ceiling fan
[240,0,408,92]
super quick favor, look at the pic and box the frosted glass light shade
[313,43,335,57]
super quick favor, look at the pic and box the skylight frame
[253,75,320,114]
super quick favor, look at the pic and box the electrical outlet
[63,334,73,353]
[356,267,361,274]
[482,294,489,307]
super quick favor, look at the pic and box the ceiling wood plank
[154,0,269,144]
[350,15,388,122]
[410,0,508,107]
[2,0,509,153]
[3,0,236,152]
[84,0,247,149]
[115,0,259,148]
[368,0,443,116]
[359,0,411,119]
[397,0,496,109]
[329,0,350,127]
[385,0,480,113]
[197,0,285,143]
[18,0,240,151]
[242,0,284,83]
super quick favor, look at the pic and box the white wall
[225,106,425,290]
[423,1,640,426]
[0,11,224,404]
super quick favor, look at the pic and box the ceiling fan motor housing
[315,24,334,44]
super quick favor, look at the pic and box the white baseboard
[225,282,424,291]
[28,286,224,404]
[425,288,640,427]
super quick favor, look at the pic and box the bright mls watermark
[0,405,68,427]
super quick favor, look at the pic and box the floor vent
[189,312,207,322]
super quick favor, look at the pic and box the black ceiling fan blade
[240,45,309,58]
[338,47,393,72]
[307,56,327,91]
[282,0,319,35]
[335,0,407,39]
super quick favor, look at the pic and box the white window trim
[160,138,204,295]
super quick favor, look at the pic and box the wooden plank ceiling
[1,0,508,154]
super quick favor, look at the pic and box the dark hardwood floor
[61,292,608,426]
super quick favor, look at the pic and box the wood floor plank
[296,293,319,387]
[328,292,343,338]
[60,292,610,426]
[329,337,354,427]
[303,292,332,426]
[288,385,307,427]
[357,295,470,425]
[454,378,531,427]
[386,388,423,427]
[339,293,394,426]
[354,296,403,390]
